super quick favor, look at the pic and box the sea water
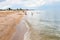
[24,10,60,40]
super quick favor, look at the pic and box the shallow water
[25,10,60,40]
[26,10,60,25]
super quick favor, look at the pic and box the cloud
[0,0,60,9]
[0,0,46,8]
[45,0,60,5]
[0,0,21,9]
[22,0,46,7]
[0,0,5,2]
[37,0,60,10]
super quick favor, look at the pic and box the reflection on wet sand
[11,20,27,40]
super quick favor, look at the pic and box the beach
[0,10,25,40]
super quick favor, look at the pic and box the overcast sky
[0,0,60,9]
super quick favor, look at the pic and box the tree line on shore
[0,8,28,11]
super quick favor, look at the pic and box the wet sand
[11,19,27,40]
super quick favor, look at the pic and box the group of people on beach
[25,12,33,16]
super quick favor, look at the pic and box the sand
[0,11,25,40]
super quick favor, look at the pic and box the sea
[25,10,60,38]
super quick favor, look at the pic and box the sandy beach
[0,10,25,40]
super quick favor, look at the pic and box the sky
[0,0,60,9]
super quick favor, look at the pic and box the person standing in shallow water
[31,12,33,16]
